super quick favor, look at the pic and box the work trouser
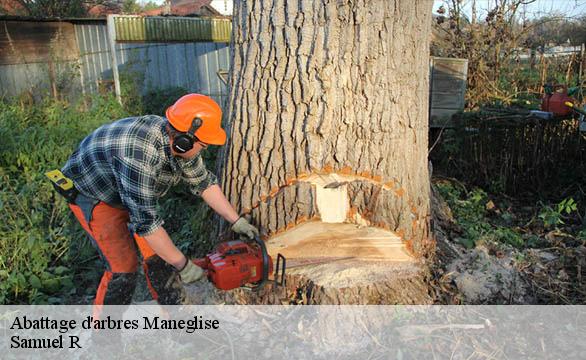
[69,193,185,305]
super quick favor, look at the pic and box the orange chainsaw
[192,236,286,291]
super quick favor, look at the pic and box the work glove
[178,260,204,284]
[231,217,260,240]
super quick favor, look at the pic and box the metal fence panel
[75,22,230,106]
[0,20,230,107]
[113,16,232,43]
[75,23,112,95]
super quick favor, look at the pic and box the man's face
[173,140,208,159]
[167,124,209,158]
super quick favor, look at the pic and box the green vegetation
[0,95,127,304]
[433,1,586,108]
[538,198,578,230]
[431,115,586,198]
[1,0,162,17]
[435,177,584,254]
[436,181,525,249]
[0,89,217,304]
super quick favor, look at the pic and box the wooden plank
[429,57,467,128]
[430,108,460,127]
[431,57,468,77]
[106,15,121,103]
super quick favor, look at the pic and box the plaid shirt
[62,115,218,236]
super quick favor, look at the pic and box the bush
[142,87,189,116]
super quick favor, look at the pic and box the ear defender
[172,117,203,154]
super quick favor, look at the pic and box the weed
[539,197,578,229]
[436,180,525,249]
[488,227,524,249]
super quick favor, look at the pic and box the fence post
[107,15,122,104]
[578,43,586,86]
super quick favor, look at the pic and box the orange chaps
[69,194,183,305]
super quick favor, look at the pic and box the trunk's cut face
[221,0,434,302]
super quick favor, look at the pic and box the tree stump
[263,221,432,304]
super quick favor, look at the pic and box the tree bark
[218,0,434,303]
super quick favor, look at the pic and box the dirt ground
[126,180,586,306]
[429,182,586,305]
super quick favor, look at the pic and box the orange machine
[193,237,285,291]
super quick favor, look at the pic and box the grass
[0,90,218,304]
[0,95,128,303]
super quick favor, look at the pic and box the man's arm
[111,156,187,270]
[143,226,187,269]
[182,157,259,238]
[201,184,260,239]
[201,184,240,224]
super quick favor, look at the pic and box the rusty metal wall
[0,20,83,99]
[0,19,230,107]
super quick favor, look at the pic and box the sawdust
[183,278,231,304]
[288,259,423,289]
[447,245,529,303]
[430,182,530,304]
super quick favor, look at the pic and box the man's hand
[178,260,204,284]
[231,217,260,239]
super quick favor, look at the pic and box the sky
[432,0,586,19]
[139,0,586,19]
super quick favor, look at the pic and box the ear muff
[172,117,203,154]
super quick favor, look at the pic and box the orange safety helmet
[165,94,226,145]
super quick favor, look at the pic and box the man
[59,93,258,305]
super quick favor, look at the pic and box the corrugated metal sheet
[0,19,83,99]
[114,41,230,106]
[75,23,112,95]
[114,16,231,43]
[0,19,230,105]
[0,57,83,99]
[78,22,231,105]
[429,57,468,128]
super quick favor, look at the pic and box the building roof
[141,0,212,16]
[1,0,122,18]
[87,3,122,17]
[0,0,26,15]
[0,15,105,22]
[141,0,222,17]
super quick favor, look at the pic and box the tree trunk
[219,0,434,304]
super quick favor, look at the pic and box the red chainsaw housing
[193,240,273,290]
[541,85,574,117]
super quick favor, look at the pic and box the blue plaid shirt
[62,115,218,236]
